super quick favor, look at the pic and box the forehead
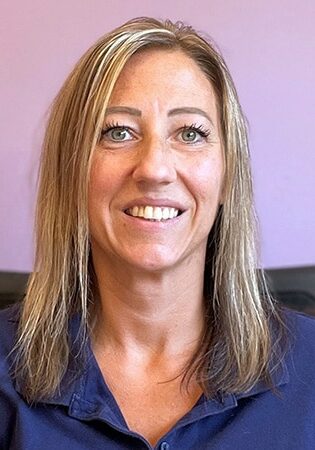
[107,48,218,120]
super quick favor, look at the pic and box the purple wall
[1,0,314,271]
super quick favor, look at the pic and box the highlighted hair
[13,17,285,403]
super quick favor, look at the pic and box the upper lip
[123,197,187,212]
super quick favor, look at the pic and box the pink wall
[1,0,314,271]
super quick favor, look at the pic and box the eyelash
[99,122,211,141]
[181,123,211,139]
[100,121,128,136]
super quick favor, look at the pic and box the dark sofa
[1,267,315,314]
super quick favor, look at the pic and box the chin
[121,249,181,274]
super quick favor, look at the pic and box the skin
[88,48,225,444]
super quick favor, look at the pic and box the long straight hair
[13,17,285,403]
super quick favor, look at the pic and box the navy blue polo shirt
[1,304,315,449]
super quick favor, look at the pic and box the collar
[10,307,289,424]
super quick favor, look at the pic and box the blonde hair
[13,17,285,403]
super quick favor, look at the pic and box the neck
[90,251,206,362]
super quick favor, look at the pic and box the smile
[125,205,181,221]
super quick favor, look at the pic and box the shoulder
[284,308,315,349]
[0,303,21,380]
[0,304,20,357]
[0,305,22,443]
[282,308,315,382]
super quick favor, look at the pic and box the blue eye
[180,125,210,144]
[108,128,129,141]
[181,129,198,142]
[100,124,133,142]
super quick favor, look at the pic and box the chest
[100,363,202,446]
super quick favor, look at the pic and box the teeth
[144,206,153,219]
[172,208,179,218]
[153,207,163,220]
[162,207,169,220]
[128,206,180,221]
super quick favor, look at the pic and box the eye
[100,124,133,142]
[181,129,199,142]
[179,124,211,144]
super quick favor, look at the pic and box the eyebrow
[105,106,214,126]
[168,107,214,126]
[105,106,141,116]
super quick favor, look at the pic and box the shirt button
[160,442,170,450]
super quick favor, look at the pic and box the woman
[1,17,315,449]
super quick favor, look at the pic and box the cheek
[88,156,122,206]
[190,155,224,204]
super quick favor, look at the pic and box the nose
[132,137,177,186]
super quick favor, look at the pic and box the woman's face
[88,49,225,273]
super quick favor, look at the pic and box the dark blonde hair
[13,17,284,403]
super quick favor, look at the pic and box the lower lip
[122,211,184,231]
